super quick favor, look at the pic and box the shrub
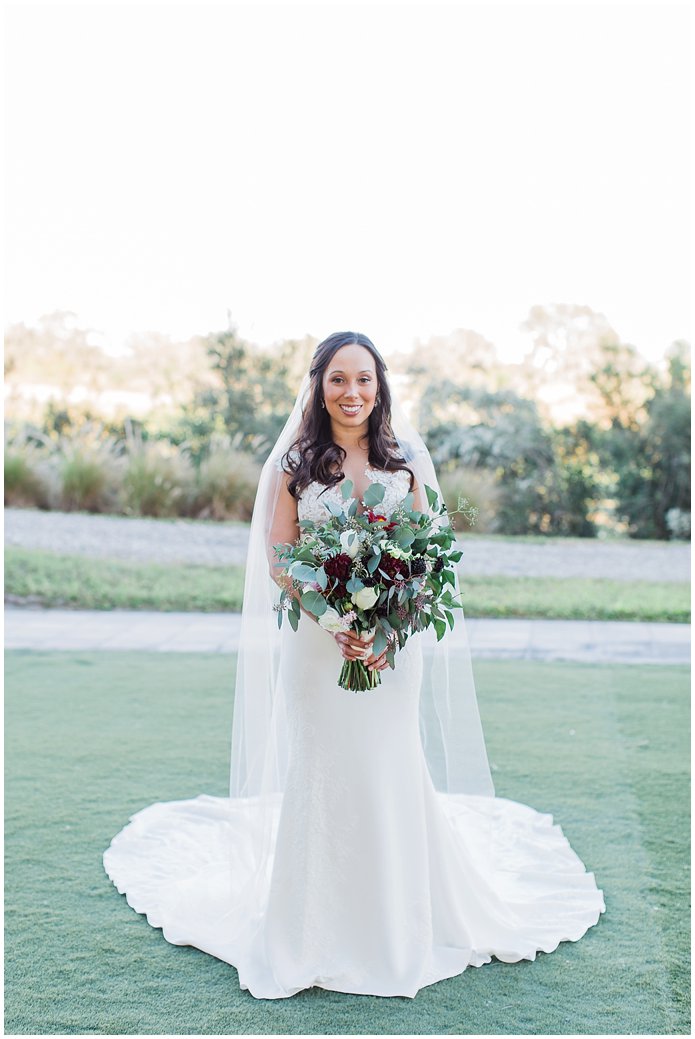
[4,432,52,508]
[191,433,261,520]
[665,508,691,540]
[122,433,196,518]
[5,424,124,513]
[436,466,500,533]
[56,426,124,512]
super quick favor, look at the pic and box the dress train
[104,618,605,999]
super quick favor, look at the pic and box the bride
[103,331,605,999]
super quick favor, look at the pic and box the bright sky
[4,0,692,363]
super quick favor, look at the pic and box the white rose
[339,530,361,559]
[318,606,349,633]
[351,585,379,610]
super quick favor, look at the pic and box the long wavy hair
[282,331,414,499]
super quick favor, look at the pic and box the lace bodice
[297,466,411,523]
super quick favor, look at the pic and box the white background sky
[4,0,692,363]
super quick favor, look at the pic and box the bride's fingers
[334,634,371,660]
[343,632,373,649]
[338,633,373,650]
[366,650,389,671]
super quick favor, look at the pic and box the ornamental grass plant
[57,428,124,513]
[121,434,196,518]
[191,433,261,521]
[3,425,262,521]
[3,430,52,508]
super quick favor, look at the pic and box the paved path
[4,507,691,582]
[4,608,689,665]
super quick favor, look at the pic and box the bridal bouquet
[273,479,474,692]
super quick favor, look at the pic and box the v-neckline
[336,464,379,506]
[329,465,405,515]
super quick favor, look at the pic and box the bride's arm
[410,474,427,513]
[266,472,299,589]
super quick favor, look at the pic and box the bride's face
[322,344,379,433]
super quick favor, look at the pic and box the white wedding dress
[103,468,606,999]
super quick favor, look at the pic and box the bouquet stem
[338,658,381,692]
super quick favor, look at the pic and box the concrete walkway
[4,607,690,665]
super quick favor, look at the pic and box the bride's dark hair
[282,331,414,499]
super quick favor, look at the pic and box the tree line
[4,308,691,538]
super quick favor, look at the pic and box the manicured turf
[5,547,690,621]
[4,548,247,612]
[4,651,689,1034]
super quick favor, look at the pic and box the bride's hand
[365,648,390,672]
[333,630,374,662]
[333,632,390,672]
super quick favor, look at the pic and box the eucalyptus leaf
[315,567,328,591]
[362,482,386,507]
[346,576,365,594]
[372,628,388,657]
[288,608,300,632]
[300,590,327,616]
[341,479,354,501]
[290,562,320,583]
[325,499,346,518]
[366,551,381,574]
[395,527,415,548]
[425,484,438,508]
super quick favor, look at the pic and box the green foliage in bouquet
[273,481,476,691]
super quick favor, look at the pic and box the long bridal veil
[228,368,497,930]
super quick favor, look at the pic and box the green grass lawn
[5,547,690,622]
[4,651,690,1035]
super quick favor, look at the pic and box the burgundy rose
[325,552,353,582]
[379,553,409,582]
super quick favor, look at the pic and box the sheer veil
[228,347,496,924]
